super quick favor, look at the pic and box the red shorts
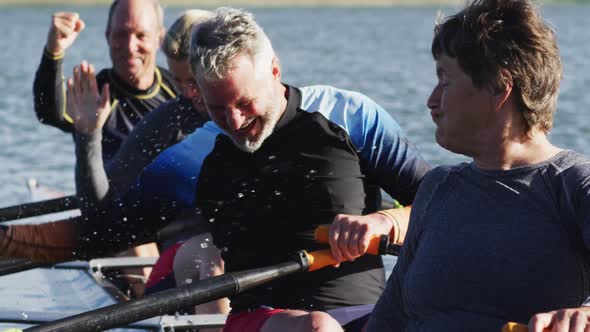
[223,307,285,332]
[144,241,183,294]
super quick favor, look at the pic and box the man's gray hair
[189,7,275,82]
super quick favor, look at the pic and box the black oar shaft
[0,258,48,275]
[0,196,78,222]
[24,260,306,332]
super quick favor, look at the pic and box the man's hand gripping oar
[312,206,410,268]
[310,224,401,271]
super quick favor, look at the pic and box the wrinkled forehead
[198,55,262,105]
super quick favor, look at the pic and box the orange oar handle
[314,224,385,255]
[502,322,529,332]
[501,322,551,332]
[304,249,339,272]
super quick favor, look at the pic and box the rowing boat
[0,179,400,331]
[0,259,227,331]
[0,179,227,331]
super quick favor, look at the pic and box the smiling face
[196,54,282,153]
[106,0,162,89]
[427,55,496,157]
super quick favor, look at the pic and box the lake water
[3,4,590,205]
[0,4,589,322]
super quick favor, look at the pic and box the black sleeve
[106,99,184,195]
[32,49,74,132]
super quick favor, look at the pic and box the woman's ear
[493,68,514,111]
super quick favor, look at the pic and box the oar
[22,249,334,332]
[22,226,399,332]
[0,195,78,222]
[502,322,552,332]
[502,322,528,332]
[0,258,48,275]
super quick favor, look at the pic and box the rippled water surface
[1,5,589,202]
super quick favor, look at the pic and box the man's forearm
[75,131,109,203]
[33,49,73,132]
[0,220,80,263]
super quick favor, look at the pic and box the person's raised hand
[67,61,111,134]
[45,12,85,56]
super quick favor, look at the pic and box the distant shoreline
[0,0,464,6]
[0,0,585,6]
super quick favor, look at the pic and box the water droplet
[237,192,244,198]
